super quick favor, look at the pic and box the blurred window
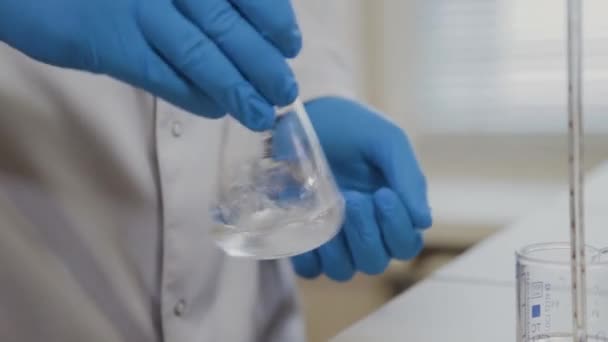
[410,0,608,134]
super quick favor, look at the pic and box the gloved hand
[0,0,300,131]
[292,97,432,281]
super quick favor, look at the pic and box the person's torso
[0,44,303,342]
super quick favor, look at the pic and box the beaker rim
[516,241,608,267]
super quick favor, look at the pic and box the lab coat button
[171,121,183,137]
[174,299,186,316]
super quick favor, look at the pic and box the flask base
[211,201,344,260]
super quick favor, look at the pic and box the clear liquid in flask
[211,99,344,259]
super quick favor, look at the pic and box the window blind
[407,0,608,134]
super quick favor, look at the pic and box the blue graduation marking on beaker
[532,304,541,318]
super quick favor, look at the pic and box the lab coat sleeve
[290,0,359,102]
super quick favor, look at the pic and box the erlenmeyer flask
[211,98,344,259]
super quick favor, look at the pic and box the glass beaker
[210,98,345,259]
[516,242,608,341]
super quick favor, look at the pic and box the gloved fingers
[291,250,321,279]
[175,0,298,107]
[364,123,432,229]
[373,187,424,260]
[137,2,274,131]
[342,191,390,275]
[110,37,225,118]
[317,231,355,282]
[229,0,302,58]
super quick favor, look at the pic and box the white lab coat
[0,1,355,341]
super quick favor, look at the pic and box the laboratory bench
[332,161,608,342]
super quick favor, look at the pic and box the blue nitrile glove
[0,0,300,131]
[292,97,432,281]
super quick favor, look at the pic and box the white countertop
[333,280,515,342]
[332,162,608,342]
